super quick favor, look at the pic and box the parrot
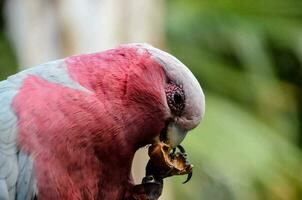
[0,43,205,200]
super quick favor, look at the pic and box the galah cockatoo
[0,43,205,200]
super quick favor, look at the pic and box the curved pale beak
[164,123,187,148]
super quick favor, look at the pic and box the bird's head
[125,43,205,149]
[120,43,205,149]
[67,43,205,150]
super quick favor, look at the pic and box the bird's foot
[123,143,193,200]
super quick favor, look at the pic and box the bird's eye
[165,83,185,115]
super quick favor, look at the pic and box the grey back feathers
[5,59,88,92]
[0,82,21,200]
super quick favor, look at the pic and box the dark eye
[165,83,185,115]
[173,93,183,104]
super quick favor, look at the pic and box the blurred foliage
[0,0,17,80]
[166,0,302,199]
[0,31,17,80]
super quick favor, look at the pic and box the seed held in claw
[145,142,193,183]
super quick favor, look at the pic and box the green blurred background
[1,0,302,199]
[167,1,302,200]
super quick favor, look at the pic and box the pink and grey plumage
[0,43,205,200]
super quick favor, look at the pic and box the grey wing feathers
[0,179,9,200]
[16,152,36,200]
[0,81,36,200]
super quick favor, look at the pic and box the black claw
[177,145,186,153]
[182,171,192,184]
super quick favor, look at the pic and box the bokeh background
[0,0,302,199]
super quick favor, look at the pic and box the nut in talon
[147,142,193,182]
